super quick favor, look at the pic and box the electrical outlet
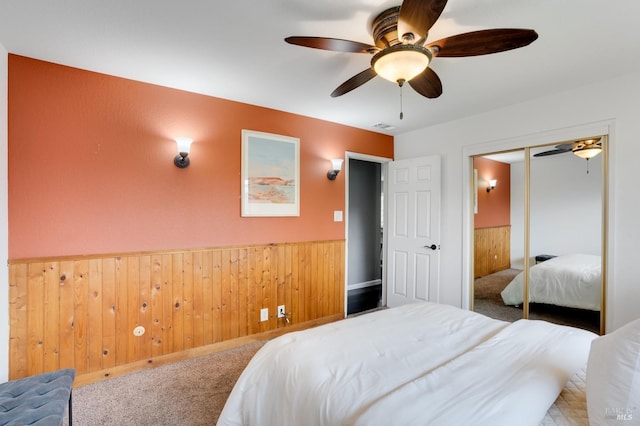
[277,305,285,318]
[260,308,268,322]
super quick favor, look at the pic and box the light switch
[333,211,343,222]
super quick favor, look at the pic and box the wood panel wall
[8,240,345,382]
[474,226,511,278]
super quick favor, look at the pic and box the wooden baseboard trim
[73,313,345,387]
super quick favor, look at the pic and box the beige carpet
[69,341,265,426]
[473,268,524,322]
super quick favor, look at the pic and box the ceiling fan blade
[285,36,376,53]
[427,29,538,57]
[555,143,575,150]
[398,0,448,41]
[533,149,569,157]
[408,67,443,98]
[331,68,378,97]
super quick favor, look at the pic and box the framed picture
[241,130,300,217]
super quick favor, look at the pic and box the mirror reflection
[473,138,604,334]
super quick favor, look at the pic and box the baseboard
[347,279,382,291]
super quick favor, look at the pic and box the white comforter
[500,254,601,311]
[217,302,595,426]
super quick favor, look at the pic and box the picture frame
[241,129,300,217]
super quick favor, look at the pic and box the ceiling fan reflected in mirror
[284,0,538,105]
[533,137,603,160]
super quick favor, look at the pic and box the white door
[386,155,441,307]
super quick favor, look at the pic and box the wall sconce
[486,179,497,192]
[174,137,193,168]
[327,159,344,180]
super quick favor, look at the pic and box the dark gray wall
[348,159,382,286]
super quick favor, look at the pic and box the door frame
[461,120,614,334]
[344,151,393,316]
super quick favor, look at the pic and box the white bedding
[500,254,601,311]
[217,302,596,426]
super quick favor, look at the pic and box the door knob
[425,244,438,250]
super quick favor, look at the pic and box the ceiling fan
[285,0,538,101]
[533,137,603,160]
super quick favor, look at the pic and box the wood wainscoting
[474,226,511,278]
[9,240,345,383]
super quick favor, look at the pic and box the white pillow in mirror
[587,319,640,425]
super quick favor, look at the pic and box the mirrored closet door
[472,137,606,334]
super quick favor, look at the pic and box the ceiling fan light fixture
[572,146,602,160]
[572,137,602,159]
[372,44,431,84]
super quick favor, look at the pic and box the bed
[217,302,596,426]
[500,254,601,311]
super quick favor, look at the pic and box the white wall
[395,70,640,332]
[1,45,8,382]
[510,153,602,269]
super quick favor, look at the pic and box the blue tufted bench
[0,368,75,426]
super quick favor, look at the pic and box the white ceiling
[1,0,639,136]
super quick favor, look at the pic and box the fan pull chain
[398,79,405,120]
[586,158,590,174]
[400,87,404,120]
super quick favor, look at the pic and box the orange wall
[8,55,393,259]
[474,157,510,228]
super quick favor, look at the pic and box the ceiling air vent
[373,122,396,130]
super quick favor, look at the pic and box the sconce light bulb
[175,137,193,154]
